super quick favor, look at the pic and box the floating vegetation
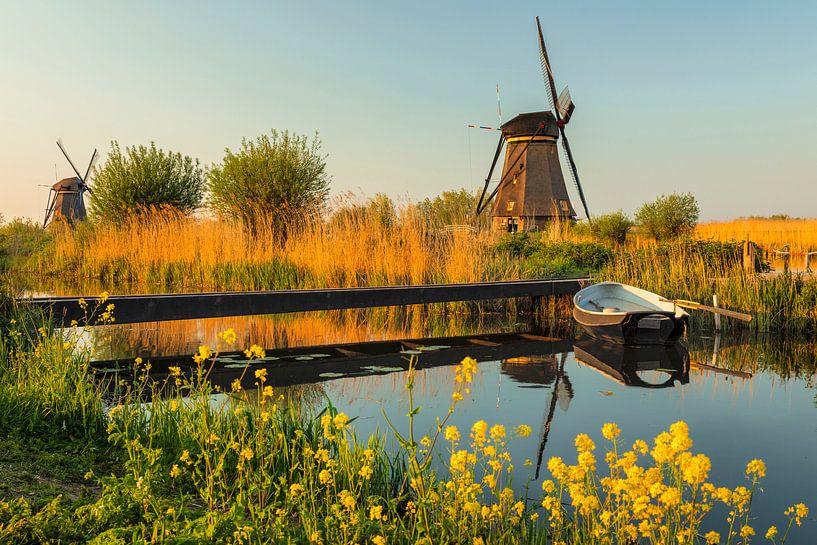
[361,365,404,373]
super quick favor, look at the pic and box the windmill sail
[557,87,574,124]
[535,16,591,221]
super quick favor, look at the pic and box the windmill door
[507,218,519,233]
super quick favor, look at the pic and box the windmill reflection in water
[508,340,690,478]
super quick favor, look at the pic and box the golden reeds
[696,218,817,253]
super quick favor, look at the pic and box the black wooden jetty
[23,278,589,325]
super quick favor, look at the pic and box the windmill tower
[476,17,590,232]
[43,140,97,227]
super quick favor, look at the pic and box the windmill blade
[557,86,575,124]
[559,129,591,219]
[82,149,98,185]
[475,135,506,215]
[43,190,57,228]
[536,16,561,122]
[56,139,83,180]
[535,17,591,220]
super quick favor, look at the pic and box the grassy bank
[0,298,812,543]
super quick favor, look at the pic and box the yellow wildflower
[218,327,237,345]
[170,464,181,478]
[372,536,386,545]
[262,385,273,398]
[254,368,268,382]
[471,420,488,445]
[231,379,242,392]
[168,366,181,377]
[193,345,212,364]
[369,504,383,520]
[180,450,191,464]
[245,344,265,359]
[489,424,506,440]
[240,447,253,461]
[516,424,532,437]
[444,425,460,442]
[169,399,179,412]
[740,525,755,538]
[289,483,304,497]
[746,458,766,478]
[359,465,373,479]
[601,422,621,440]
[319,469,333,485]
[333,412,349,429]
[575,434,595,453]
[765,526,778,539]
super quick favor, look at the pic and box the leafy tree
[417,189,485,229]
[635,193,700,240]
[208,130,330,238]
[328,193,396,230]
[90,142,204,220]
[589,211,633,245]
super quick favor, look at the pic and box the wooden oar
[660,298,753,322]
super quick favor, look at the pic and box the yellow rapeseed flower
[231,379,242,392]
[601,422,621,441]
[372,535,386,545]
[765,526,778,539]
[740,525,755,538]
[489,424,506,440]
[575,434,595,453]
[240,447,254,461]
[333,412,349,429]
[218,327,237,345]
[168,366,181,377]
[746,458,766,478]
[255,368,268,382]
[471,420,488,445]
[444,425,460,442]
[170,464,181,478]
[289,483,304,497]
[245,344,265,359]
[516,424,532,437]
[359,465,373,479]
[369,504,383,521]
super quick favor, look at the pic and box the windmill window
[519,163,524,170]
[507,201,515,212]
[512,175,517,185]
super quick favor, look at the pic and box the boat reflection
[573,338,690,389]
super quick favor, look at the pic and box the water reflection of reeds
[87,302,577,362]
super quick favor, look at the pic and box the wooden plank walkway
[22,277,589,325]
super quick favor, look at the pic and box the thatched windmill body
[43,140,97,227]
[476,17,590,232]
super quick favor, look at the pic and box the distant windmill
[43,140,97,227]
[476,16,590,232]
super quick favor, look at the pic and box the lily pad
[419,345,450,351]
[599,390,615,397]
[400,350,422,355]
[294,356,314,361]
[319,372,346,378]
[308,353,332,358]
[224,363,249,369]
[361,365,403,373]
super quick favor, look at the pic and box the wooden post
[743,239,755,273]
[806,252,813,273]
[712,293,721,332]
[783,252,790,274]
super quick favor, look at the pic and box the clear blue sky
[2,0,816,221]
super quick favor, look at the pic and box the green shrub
[589,211,633,245]
[90,141,205,220]
[635,192,700,240]
[0,219,52,272]
[208,130,330,239]
[417,189,485,229]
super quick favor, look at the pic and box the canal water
[75,304,817,538]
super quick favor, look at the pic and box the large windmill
[43,140,97,227]
[476,16,590,232]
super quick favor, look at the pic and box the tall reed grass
[696,219,817,253]
[601,245,817,333]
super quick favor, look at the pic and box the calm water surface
[313,335,817,539]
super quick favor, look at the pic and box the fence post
[743,239,755,273]
[713,293,721,332]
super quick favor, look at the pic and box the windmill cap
[52,177,83,191]
[501,111,559,138]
